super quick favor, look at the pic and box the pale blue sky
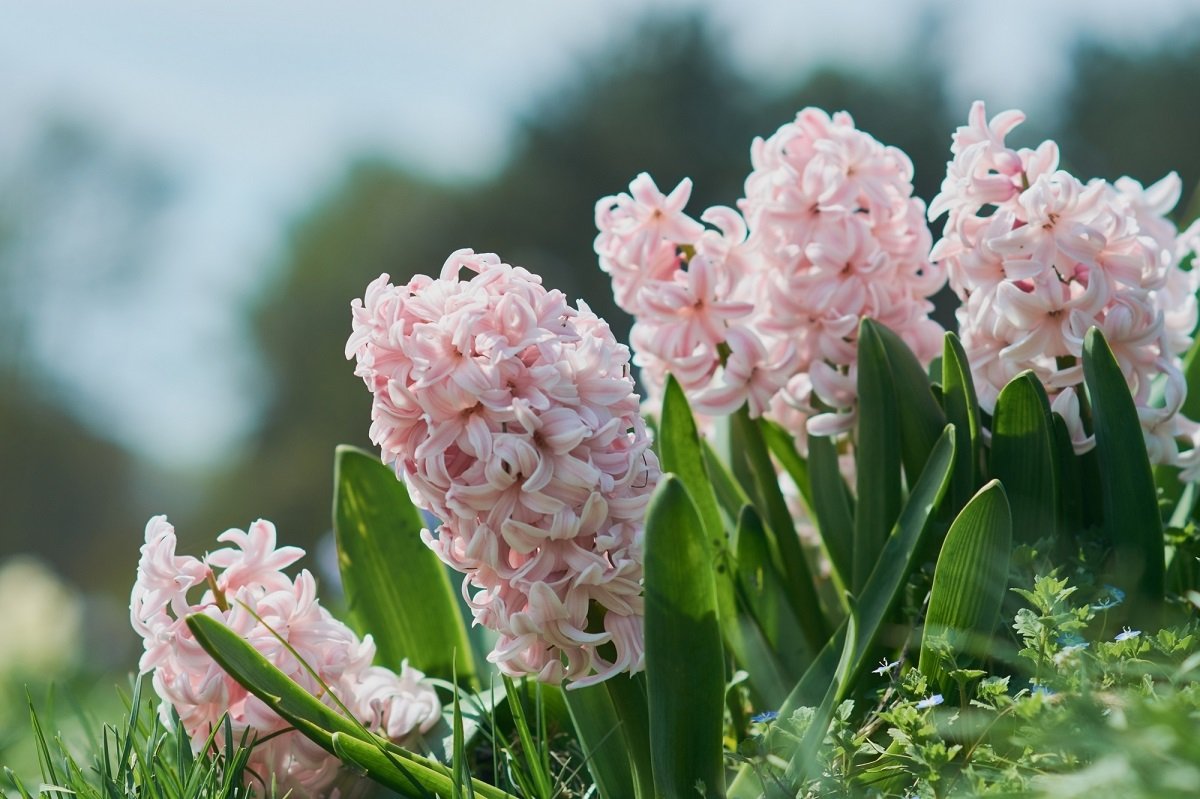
[1,0,1195,466]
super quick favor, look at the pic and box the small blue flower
[1030,683,1055,698]
[1056,632,1089,649]
[751,710,779,723]
[1092,585,1126,610]
[1114,626,1140,642]
[872,658,900,676]
[915,694,944,710]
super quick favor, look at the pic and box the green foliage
[333,445,476,686]
[1083,328,1165,623]
[7,682,263,799]
[989,372,1059,546]
[643,476,727,798]
[919,480,1013,690]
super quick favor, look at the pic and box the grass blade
[562,683,637,799]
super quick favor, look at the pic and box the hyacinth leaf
[784,612,857,787]
[333,446,476,687]
[918,480,1012,689]
[660,376,727,546]
[1083,327,1165,620]
[643,475,727,799]
[602,674,655,799]
[730,407,829,650]
[185,614,513,799]
[1051,414,1084,541]
[760,418,815,512]
[660,376,752,672]
[771,426,953,722]
[868,319,947,486]
[562,684,638,799]
[735,504,812,698]
[702,439,752,524]
[807,433,854,591]
[854,320,903,592]
[989,372,1059,546]
[1181,326,1200,421]
[941,332,983,512]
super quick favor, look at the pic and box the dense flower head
[929,101,1200,473]
[595,108,944,437]
[347,250,659,686]
[130,516,441,798]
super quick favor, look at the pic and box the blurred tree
[199,12,958,552]
[0,118,174,594]
[1059,31,1200,216]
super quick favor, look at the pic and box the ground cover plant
[9,100,1200,798]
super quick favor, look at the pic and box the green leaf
[941,332,983,511]
[760,418,814,512]
[854,320,903,592]
[989,372,1059,545]
[807,434,854,590]
[562,684,638,799]
[734,504,811,699]
[785,613,857,787]
[660,376,753,677]
[334,445,475,686]
[1051,413,1084,542]
[185,614,511,799]
[730,407,829,650]
[869,320,947,486]
[644,475,727,799]
[332,732,510,799]
[918,480,1012,689]
[772,426,954,720]
[702,439,752,524]
[1083,327,1165,621]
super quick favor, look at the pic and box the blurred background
[1,0,1199,748]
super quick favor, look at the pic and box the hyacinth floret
[929,101,1200,475]
[130,516,441,798]
[595,108,944,440]
[347,250,659,687]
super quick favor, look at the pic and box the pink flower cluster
[347,250,659,686]
[595,108,944,437]
[130,516,441,798]
[929,101,1200,471]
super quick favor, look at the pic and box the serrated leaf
[334,445,475,686]
[989,373,1058,545]
[919,480,1012,689]
[1083,327,1165,621]
[644,476,727,799]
